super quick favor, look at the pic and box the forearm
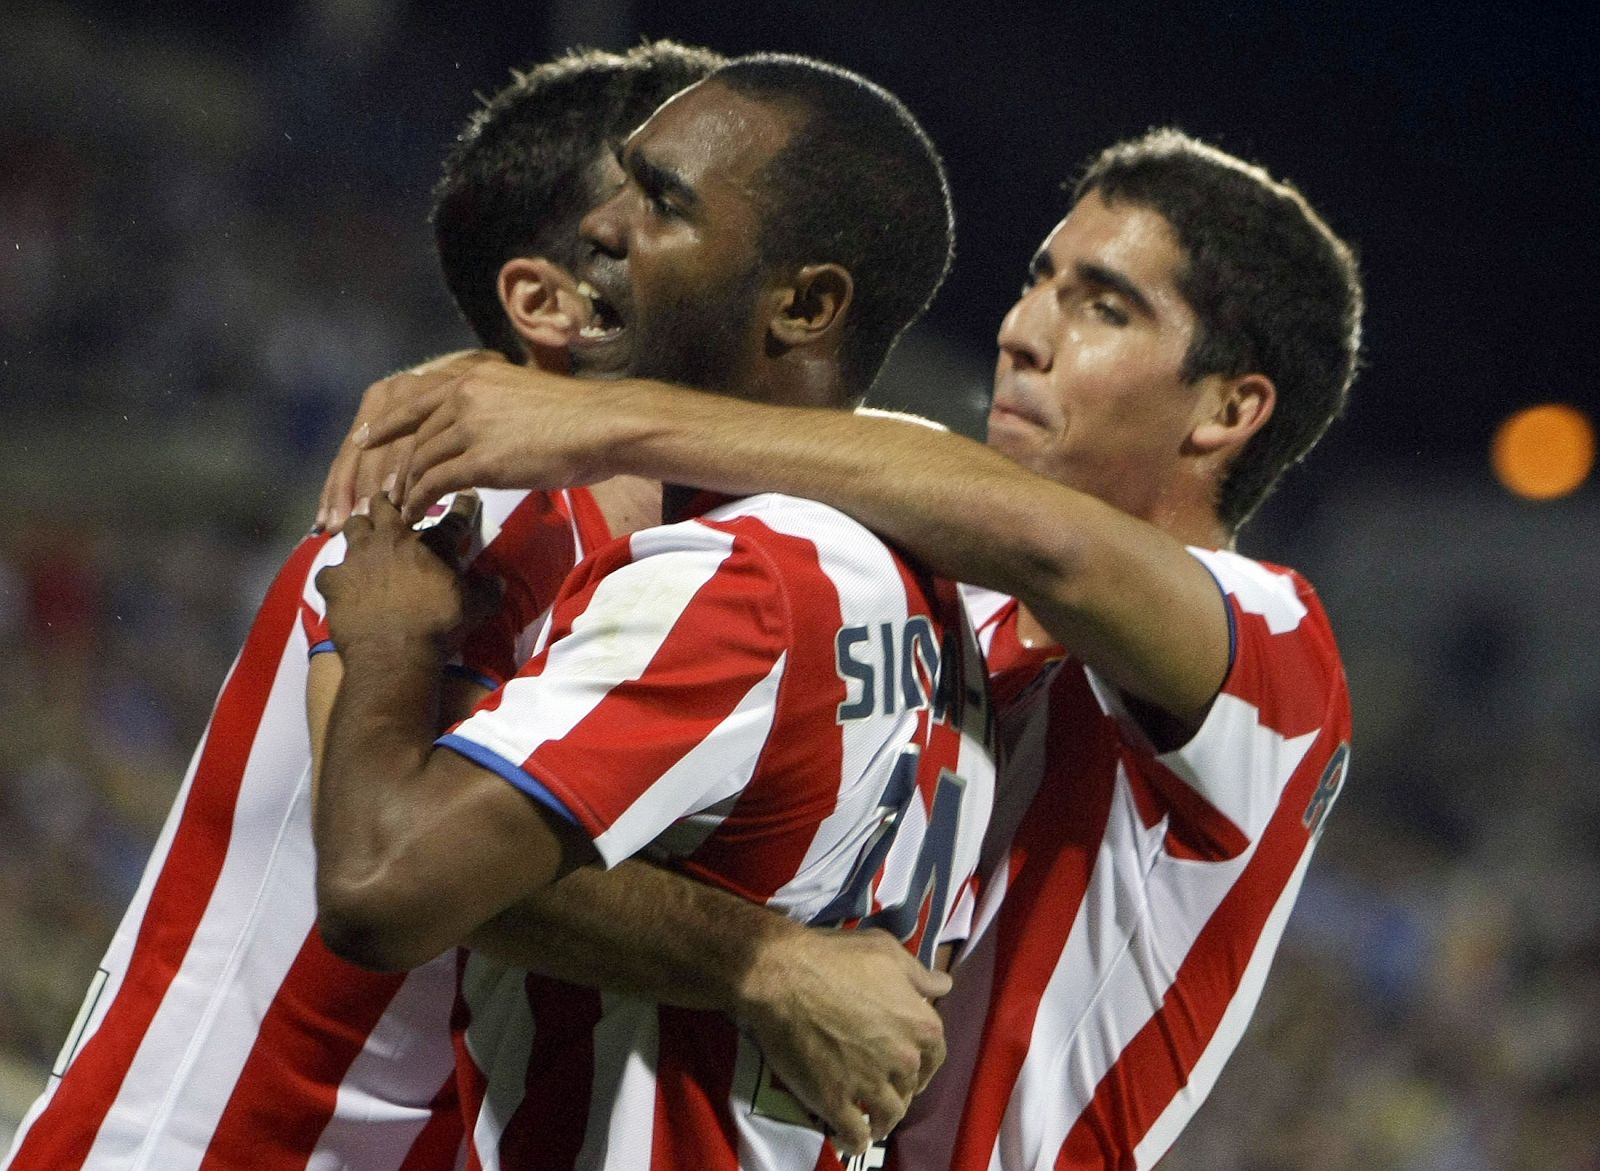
[467,861,804,1016]
[314,637,451,964]
[598,381,1085,601]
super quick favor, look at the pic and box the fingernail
[353,422,371,447]
[382,472,398,497]
[353,497,371,517]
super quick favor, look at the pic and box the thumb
[907,959,953,1001]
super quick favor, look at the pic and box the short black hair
[1074,128,1363,530]
[432,41,724,359]
[707,54,955,396]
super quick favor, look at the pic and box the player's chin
[568,329,632,378]
[983,408,1042,460]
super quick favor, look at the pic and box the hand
[316,350,496,534]
[316,494,473,657]
[736,927,952,1156]
[350,359,625,524]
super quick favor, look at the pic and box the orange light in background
[1490,404,1596,500]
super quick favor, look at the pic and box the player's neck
[588,475,662,537]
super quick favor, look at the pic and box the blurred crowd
[3,4,1596,1167]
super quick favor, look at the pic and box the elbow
[316,872,439,972]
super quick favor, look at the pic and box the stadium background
[2,1,1596,1166]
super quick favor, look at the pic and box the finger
[399,389,469,511]
[883,1040,923,1099]
[342,507,374,545]
[417,490,481,566]
[909,961,953,1001]
[823,1100,872,1158]
[350,434,413,508]
[318,442,358,532]
[404,456,478,526]
[915,1022,946,1094]
[361,355,488,449]
[859,1080,910,1142]
[321,374,406,529]
[365,492,405,532]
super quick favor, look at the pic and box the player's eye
[1090,297,1129,326]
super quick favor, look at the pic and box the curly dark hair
[431,41,724,359]
[709,54,955,397]
[1074,128,1364,530]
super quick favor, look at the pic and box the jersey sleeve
[1091,548,1349,858]
[296,489,600,690]
[438,519,792,869]
[298,534,348,657]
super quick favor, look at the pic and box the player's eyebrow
[617,142,700,213]
[1075,261,1156,318]
[1027,250,1054,284]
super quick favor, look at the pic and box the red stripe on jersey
[1139,755,1252,863]
[525,527,789,840]
[493,976,603,1171]
[198,929,408,1168]
[672,520,848,903]
[396,1073,465,1171]
[650,1009,741,1171]
[948,672,1121,1171]
[450,954,491,1171]
[6,535,328,1171]
[1054,721,1345,1168]
[462,489,607,687]
[1218,585,1339,739]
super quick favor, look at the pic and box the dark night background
[2,3,1597,1167]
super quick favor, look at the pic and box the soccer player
[1,42,821,1171]
[345,127,1364,1170]
[311,55,996,1171]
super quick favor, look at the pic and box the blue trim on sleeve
[435,734,579,826]
[444,663,501,692]
[307,639,336,658]
[1193,558,1238,680]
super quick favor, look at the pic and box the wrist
[730,914,810,1024]
[334,629,448,673]
[602,380,705,481]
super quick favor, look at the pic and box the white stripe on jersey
[596,653,785,867]
[575,995,660,1170]
[1190,547,1307,633]
[84,628,317,1170]
[1132,840,1317,1168]
[462,957,536,1171]
[449,521,738,794]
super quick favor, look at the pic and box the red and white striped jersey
[439,492,998,1171]
[4,487,613,1171]
[892,549,1351,1171]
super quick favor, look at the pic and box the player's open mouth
[575,280,624,342]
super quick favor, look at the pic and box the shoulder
[1186,548,1322,634]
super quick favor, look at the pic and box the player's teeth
[576,280,601,305]
[579,324,609,339]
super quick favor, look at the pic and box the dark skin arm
[312,495,592,971]
[309,494,945,1150]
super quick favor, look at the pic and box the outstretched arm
[361,358,1230,723]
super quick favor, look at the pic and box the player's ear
[1186,371,1275,457]
[498,257,589,363]
[768,263,853,350]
